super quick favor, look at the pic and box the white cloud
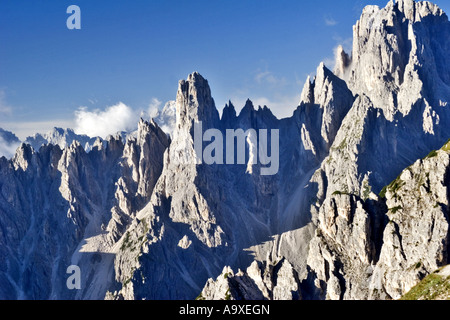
[321,37,354,73]
[1,98,166,142]
[74,102,139,138]
[324,15,338,26]
[254,70,287,87]
[0,136,20,159]
[147,97,162,119]
[323,56,336,69]
[332,36,353,53]
[255,71,272,84]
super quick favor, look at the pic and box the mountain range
[0,0,449,300]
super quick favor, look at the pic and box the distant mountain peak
[175,71,220,134]
[24,127,99,152]
[0,0,450,302]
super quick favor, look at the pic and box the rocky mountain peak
[395,0,446,22]
[315,62,329,83]
[12,143,34,171]
[349,0,450,120]
[137,118,165,145]
[299,76,314,105]
[0,128,21,159]
[300,62,351,107]
[297,62,354,150]
[175,72,220,134]
[25,127,98,153]
[241,98,255,113]
[221,100,237,127]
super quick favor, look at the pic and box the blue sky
[1,0,449,139]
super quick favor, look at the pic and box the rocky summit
[0,0,449,300]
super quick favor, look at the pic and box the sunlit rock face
[0,0,449,301]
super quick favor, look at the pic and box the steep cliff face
[300,0,450,300]
[203,139,449,301]
[106,64,355,299]
[340,0,450,122]
[0,0,449,301]
[200,259,302,301]
[0,120,168,299]
[198,0,450,301]
[304,141,449,301]
[401,264,450,300]
[328,0,450,195]
[370,143,449,300]
[111,73,232,300]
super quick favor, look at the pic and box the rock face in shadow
[0,120,169,299]
[196,0,450,301]
[200,259,302,301]
[109,68,353,300]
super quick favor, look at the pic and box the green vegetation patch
[332,190,350,196]
[425,150,438,159]
[120,231,133,251]
[225,288,231,300]
[389,177,405,194]
[379,185,388,199]
[362,180,371,201]
[379,138,450,199]
[441,138,450,152]
[389,206,403,214]
[337,137,347,150]
[332,137,348,151]
[196,292,206,300]
[401,273,450,300]
[379,174,406,199]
